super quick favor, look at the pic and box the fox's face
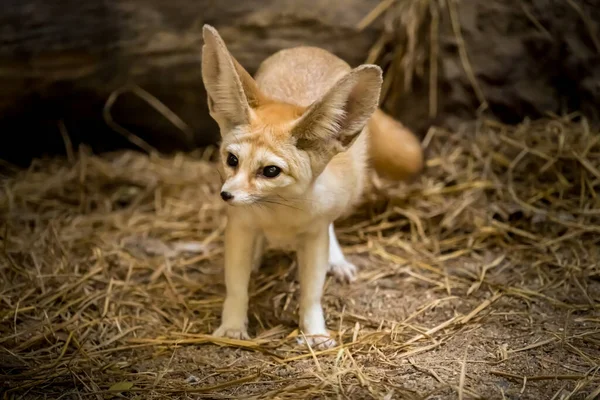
[201,25,382,207]
[217,103,313,206]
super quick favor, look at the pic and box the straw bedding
[1,115,599,399]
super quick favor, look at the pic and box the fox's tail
[367,108,424,181]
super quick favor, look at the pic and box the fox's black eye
[262,165,281,178]
[226,153,238,167]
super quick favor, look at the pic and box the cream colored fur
[201,24,421,349]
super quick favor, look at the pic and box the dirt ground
[1,117,599,399]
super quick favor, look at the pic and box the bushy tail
[367,108,424,181]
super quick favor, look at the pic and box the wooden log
[0,0,383,165]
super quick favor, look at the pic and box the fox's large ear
[201,25,265,129]
[291,65,382,168]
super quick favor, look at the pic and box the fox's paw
[297,333,337,350]
[213,325,250,340]
[328,259,357,283]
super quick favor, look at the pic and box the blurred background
[1,0,598,166]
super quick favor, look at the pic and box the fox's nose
[220,191,234,201]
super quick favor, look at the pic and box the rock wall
[0,0,382,165]
[0,0,598,165]
[387,0,600,135]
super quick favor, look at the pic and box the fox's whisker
[258,199,303,211]
[215,167,225,184]
[274,194,318,204]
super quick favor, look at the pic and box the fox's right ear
[201,25,265,130]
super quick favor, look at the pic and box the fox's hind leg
[327,224,357,282]
[252,234,266,273]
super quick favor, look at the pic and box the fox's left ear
[291,65,383,156]
[201,25,266,130]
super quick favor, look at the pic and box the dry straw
[2,112,599,398]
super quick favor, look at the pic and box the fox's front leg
[296,224,336,350]
[213,215,257,340]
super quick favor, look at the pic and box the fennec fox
[201,25,423,349]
